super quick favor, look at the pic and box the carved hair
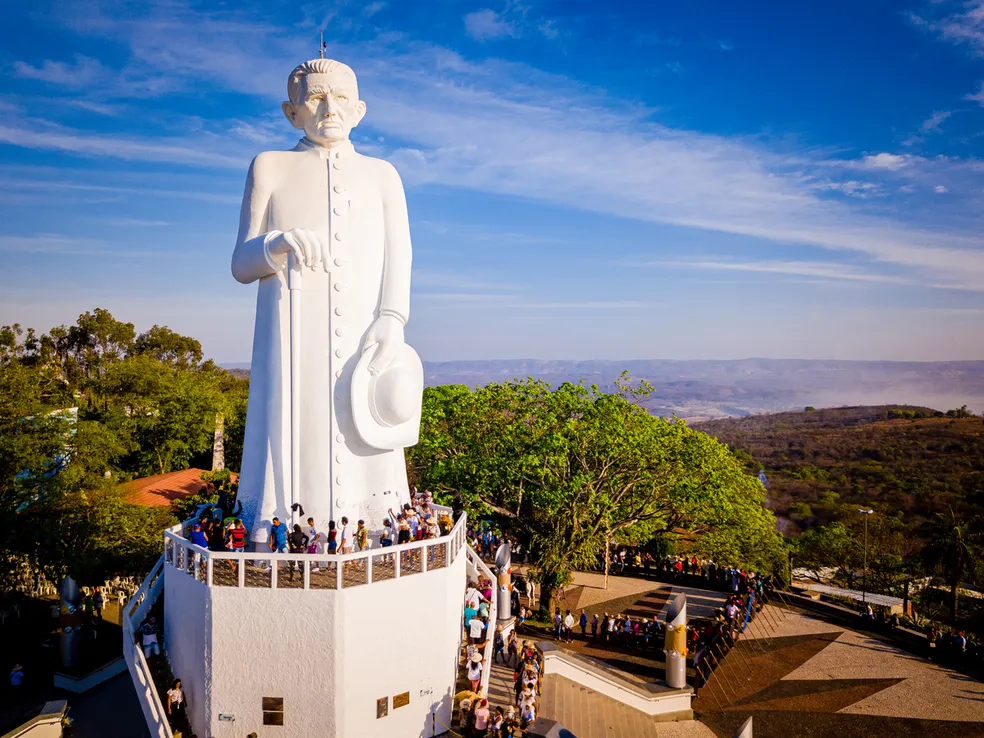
[287,59,358,105]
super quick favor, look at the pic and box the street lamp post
[858,509,874,605]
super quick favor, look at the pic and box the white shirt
[469,618,485,639]
[467,662,483,681]
[307,526,322,553]
[465,587,482,610]
[168,688,184,706]
[564,614,575,628]
[339,524,352,549]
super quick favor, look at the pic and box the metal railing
[121,555,173,738]
[163,508,468,592]
[463,545,497,696]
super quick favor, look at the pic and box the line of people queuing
[456,570,542,736]
[606,548,773,599]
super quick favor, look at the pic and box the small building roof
[123,468,216,508]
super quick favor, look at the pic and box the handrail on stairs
[122,555,173,738]
[463,545,498,697]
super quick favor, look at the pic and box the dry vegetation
[695,405,984,534]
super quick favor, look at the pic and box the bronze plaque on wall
[393,691,410,709]
[376,697,388,719]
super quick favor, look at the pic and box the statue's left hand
[364,315,405,375]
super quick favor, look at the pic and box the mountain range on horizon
[223,358,984,421]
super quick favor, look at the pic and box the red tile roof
[123,468,221,508]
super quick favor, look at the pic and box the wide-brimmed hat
[351,342,423,450]
[470,653,483,663]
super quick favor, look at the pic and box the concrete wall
[163,564,209,735]
[53,657,127,693]
[166,554,465,738]
[540,649,693,719]
[335,553,465,738]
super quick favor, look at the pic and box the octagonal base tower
[159,516,467,738]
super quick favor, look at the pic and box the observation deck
[124,507,469,738]
[162,508,468,592]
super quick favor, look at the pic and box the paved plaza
[696,605,984,737]
[518,573,984,737]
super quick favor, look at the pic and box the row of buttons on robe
[331,149,347,382]
[330,150,348,499]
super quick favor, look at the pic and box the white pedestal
[163,550,465,738]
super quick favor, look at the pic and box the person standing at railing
[288,525,310,580]
[306,517,323,555]
[190,524,209,549]
[326,520,338,554]
[289,524,309,554]
[380,519,393,547]
[406,506,420,541]
[354,520,369,551]
[339,517,354,554]
[269,517,289,553]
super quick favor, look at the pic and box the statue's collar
[294,137,355,159]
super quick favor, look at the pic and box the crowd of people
[925,624,984,669]
[454,564,546,736]
[184,488,456,559]
[605,548,774,599]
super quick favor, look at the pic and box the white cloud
[910,0,984,54]
[935,184,949,193]
[464,9,518,41]
[966,82,984,104]
[860,152,914,171]
[21,2,984,292]
[828,180,878,198]
[646,259,915,286]
[0,234,171,257]
[0,123,248,169]
[101,218,173,227]
[12,54,110,87]
[921,110,952,131]
[66,100,121,116]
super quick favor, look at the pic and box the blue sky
[2,0,984,362]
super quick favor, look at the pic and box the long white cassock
[232,137,411,543]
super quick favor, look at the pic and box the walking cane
[288,251,302,528]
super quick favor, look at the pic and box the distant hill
[223,358,984,420]
[695,406,984,531]
[420,359,984,420]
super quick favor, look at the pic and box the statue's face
[283,72,366,145]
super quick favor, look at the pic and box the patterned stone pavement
[696,606,984,738]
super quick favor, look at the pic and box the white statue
[232,58,423,544]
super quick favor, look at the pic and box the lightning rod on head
[319,28,326,59]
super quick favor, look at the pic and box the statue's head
[282,59,366,145]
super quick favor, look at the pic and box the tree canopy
[408,374,785,611]
[0,309,249,587]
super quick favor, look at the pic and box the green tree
[920,508,984,623]
[96,355,227,476]
[0,359,74,587]
[131,325,203,368]
[409,374,784,614]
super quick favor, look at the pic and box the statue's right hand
[268,229,329,272]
